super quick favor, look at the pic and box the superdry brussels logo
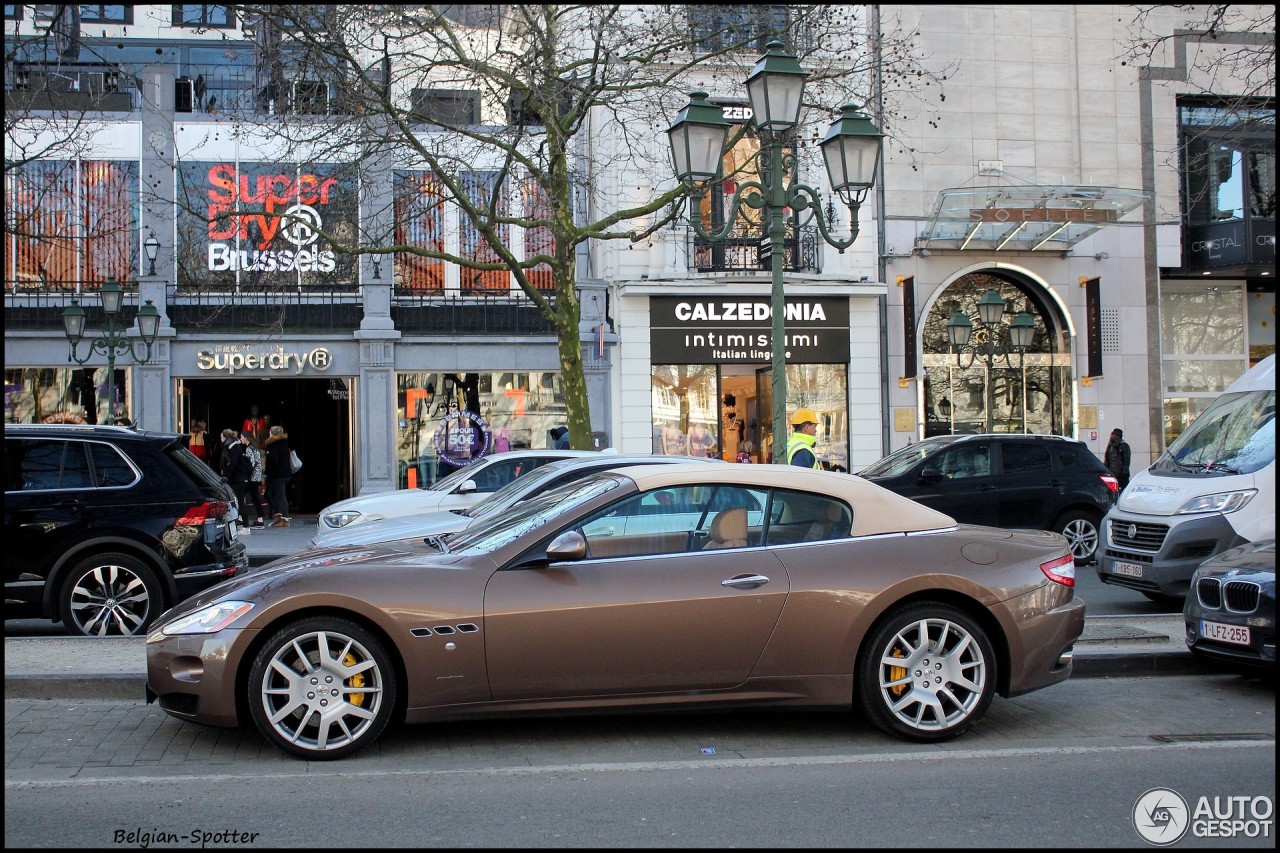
[205,164,337,273]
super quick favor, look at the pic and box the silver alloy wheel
[66,562,153,636]
[875,616,987,733]
[1061,516,1099,562]
[257,629,385,753]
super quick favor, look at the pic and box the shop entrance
[178,377,353,514]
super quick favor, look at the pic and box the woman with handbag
[227,430,268,529]
[263,425,294,528]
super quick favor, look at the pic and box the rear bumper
[1003,591,1086,697]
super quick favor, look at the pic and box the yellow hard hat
[791,408,818,426]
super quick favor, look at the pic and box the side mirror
[919,467,944,482]
[455,479,477,494]
[545,530,587,562]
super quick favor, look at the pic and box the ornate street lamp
[143,232,160,277]
[61,277,161,425]
[667,42,884,463]
[945,288,1036,433]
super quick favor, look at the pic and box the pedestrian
[225,430,268,529]
[188,420,209,464]
[1106,427,1132,490]
[786,408,822,469]
[218,428,238,479]
[736,439,755,463]
[263,424,293,527]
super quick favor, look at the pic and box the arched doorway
[921,271,1074,437]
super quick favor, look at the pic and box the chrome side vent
[410,628,433,638]
[432,625,456,635]
[457,623,479,633]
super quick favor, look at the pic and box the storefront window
[395,370,565,489]
[650,363,849,467]
[4,367,131,425]
[394,171,446,292]
[1160,283,1248,445]
[5,159,139,289]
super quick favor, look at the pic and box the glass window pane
[1161,287,1245,355]
[1001,442,1052,472]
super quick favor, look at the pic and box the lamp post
[61,278,161,425]
[667,42,883,463]
[945,288,1036,434]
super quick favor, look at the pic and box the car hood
[309,511,472,549]
[153,539,475,627]
[322,487,460,520]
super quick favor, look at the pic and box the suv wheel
[1055,510,1101,566]
[59,552,163,637]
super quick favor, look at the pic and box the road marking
[5,738,1272,789]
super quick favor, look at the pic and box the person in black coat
[262,425,294,527]
[225,430,267,528]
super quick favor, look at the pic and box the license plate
[1112,560,1144,578]
[1201,620,1250,646]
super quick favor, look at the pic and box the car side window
[576,485,765,558]
[936,444,991,479]
[765,490,852,545]
[89,442,137,487]
[1001,442,1052,473]
[471,460,523,492]
[7,438,64,491]
[60,442,93,489]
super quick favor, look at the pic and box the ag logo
[280,203,322,246]
[1134,787,1189,845]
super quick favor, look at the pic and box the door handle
[976,484,996,492]
[50,499,82,509]
[721,574,769,589]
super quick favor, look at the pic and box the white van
[1097,354,1275,601]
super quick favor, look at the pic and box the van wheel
[1055,510,1102,566]
[59,552,163,637]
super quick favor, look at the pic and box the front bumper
[145,627,258,727]
[1096,512,1246,598]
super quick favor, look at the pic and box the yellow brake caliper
[888,647,908,697]
[343,653,367,707]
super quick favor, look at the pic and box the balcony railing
[688,226,820,274]
[167,285,362,332]
[391,294,556,336]
[4,285,140,331]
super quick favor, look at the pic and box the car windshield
[447,475,621,554]
[1158,389,1275,475]
[859,440,952,477]
[465,462,572,518]
[426,458,486,492]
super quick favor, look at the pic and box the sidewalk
[5,514,1215,699]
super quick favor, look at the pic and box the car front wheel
[247,617,397,759]
[857,603,996,742]
[59,552,163,637]
[1055,509,1102,565]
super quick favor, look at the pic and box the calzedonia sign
[650,296,849,364]
[196,344,333,375]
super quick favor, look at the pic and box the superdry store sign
[177,161,358,288]
[649,296,850,364]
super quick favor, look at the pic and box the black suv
[5,423,247,636]
[858,434,1119,565]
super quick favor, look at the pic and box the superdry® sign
[649,296,850,364]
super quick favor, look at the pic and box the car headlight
[160,601,254,635]
[323,510,363,528]
[1175,489,1257,515]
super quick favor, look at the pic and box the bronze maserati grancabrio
[146,463,1085,759]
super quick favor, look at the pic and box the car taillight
[176,500,230,525]
[1100,475,1120,496]
[1040,552,1075,587]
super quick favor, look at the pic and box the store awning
[918,185,1147,252]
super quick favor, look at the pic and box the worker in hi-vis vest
[786,408,822,469]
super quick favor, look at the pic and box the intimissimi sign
[649,296,849,364]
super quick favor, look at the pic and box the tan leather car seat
[703,507,749,549]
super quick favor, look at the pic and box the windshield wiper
[1201,462,1241,474]
[424,535,451,554]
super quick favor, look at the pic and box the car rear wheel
[857,603,996,742]
[59,552,163,637]
[248,617,397,760]
[1055,510,1102,566]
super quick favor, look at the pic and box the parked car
[1183,539,1275,671]
[4,423,247,637]
[857,434,1118,565]
[316,449,608,534]
[306,454,722,550]
[147,463,1084,759]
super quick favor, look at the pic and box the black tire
[857,603,996,743]
[59,551,164,637]
[247,616,398,760]
[1054,509,1102,566]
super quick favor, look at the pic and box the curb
[1070,650,1215,678]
